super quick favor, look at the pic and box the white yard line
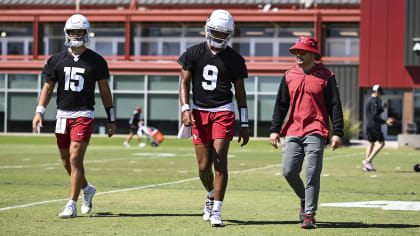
[0,152,361,211]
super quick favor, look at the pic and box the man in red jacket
[269,36,344,229]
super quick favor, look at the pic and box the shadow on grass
[226,219,420,229]
[316,221,420,229]
[94,212,201,217]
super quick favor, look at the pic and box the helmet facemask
[205,10,234,50]
[205,25,233,49]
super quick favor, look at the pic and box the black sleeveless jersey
[42,48,109,111]
[177,42,248,108]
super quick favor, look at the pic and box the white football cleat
[210,211,224,227]
[203,197,214,221]
[59,203,77,218]
[138,143,146,148]
[81,184,96,214]
[124,142,130,147]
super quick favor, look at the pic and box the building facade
[0,0,378,138]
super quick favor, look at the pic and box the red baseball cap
[289,36,321,59]
[136,106,142,112]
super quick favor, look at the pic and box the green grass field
[0,135,419,235]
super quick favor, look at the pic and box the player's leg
[69,141,89,201]
[124,132,133,147]
[56,124,77,218]
[59,149,71,175]
[301,134,325,229]
[208,111,234,227]
[69,117,96,214]
[192,110,215,221]
[209,138,230,227]
[282,136,305,222]
[212,139,230,201]
[366,129,384,171]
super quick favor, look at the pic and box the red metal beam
[0,9,359,23]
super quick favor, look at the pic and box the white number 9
[202,64,218,91]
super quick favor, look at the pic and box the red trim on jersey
[191,110,235,145]
[55,117,93,149]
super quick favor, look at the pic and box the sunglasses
[292,49,308,56]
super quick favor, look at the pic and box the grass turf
[0,135,419,235]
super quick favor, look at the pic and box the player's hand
[107,122,116,137]
[238,126,249,147]
[269,132,281,149]
[386,117,396,127]
[182,110,193,127]
[32,113,43,134]
[331,135,342,151]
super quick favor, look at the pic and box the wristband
[105,106,116,123]
[35,106,46,115]
[181,104,190,113]
[239,107,249,127]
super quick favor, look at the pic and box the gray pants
[282,134,326,215]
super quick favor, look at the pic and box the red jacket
[280,63,334,138]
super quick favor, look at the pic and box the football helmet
[64,14,90,48]
[205,10,234,49]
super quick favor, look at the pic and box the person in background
[32,14,116,218]
[269,36,344,229]
[363,84,395,172]
[124,106,145,148]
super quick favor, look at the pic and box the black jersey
[129,110,143,126]
[177,42,248,108]
[42,48,110,111]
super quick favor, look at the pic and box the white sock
[207,189,214,199]
[68,200,77,206]
[213,200,223,212]
[83,183,90,192]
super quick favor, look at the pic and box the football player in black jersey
[178,9,249,227]
[32,14,116,218]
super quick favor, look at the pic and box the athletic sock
[83,183,90,192]
[68,200,77,206]
[207,189,214,199]
[213,200,223,212]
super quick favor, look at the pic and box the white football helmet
[64,14,90,48]
[205,10,235,49]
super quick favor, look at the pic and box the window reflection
[324,23,359,57]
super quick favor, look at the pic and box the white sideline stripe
[0,152,357,211]
[0,156,165,169]
[0,198,68,211]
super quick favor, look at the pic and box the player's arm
[269,76,290,149]
[325,75,344,150]
[98,79,116,137]
[180,69,193,126]
[32,80,56,133]
[234,79,249,147]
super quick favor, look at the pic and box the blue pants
[282,134,326,215]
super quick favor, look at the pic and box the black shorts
[130,125,138,134]
[366,127,384,142]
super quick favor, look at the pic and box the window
[90,23,125,56]
[7,74,37,89]
[134,23,183,56]
[231,23,314,57]
[114,75,145,91]
[0,23,33,55]
[42,23,65,55]
[324,23,359,57]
